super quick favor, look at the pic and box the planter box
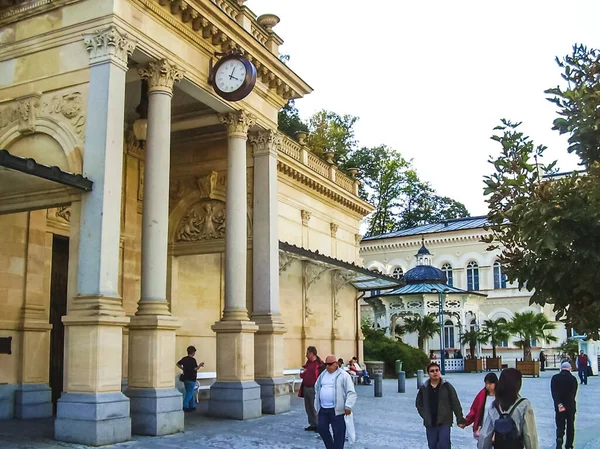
[516,360,540,377]
[464,358,483,373]
[364,360,384,376]
[485,357,502,371]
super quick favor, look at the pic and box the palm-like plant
[398,314,441,353]
[459,329,488,359]
[506,311,558,362]
[481,318,511,359]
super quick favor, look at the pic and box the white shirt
[319,371,336,408]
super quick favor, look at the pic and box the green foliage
[506,312,558,362]
[481,318,511,359]
[558,338,579,361]
[459,329,487,359]
[278,100,308,139]
[362,325,429,377]
[397,314,441,352]
[307,110,358,164]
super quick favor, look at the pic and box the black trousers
[556,409,575,448]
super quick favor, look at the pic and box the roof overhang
[372,282,488,299]
[0,150,92,215]
[279,241,400,291]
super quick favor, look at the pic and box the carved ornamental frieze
[138,59,184,94]
[84,26,136,69]
[218,110,256,138]
[249,129,281,157]
[176,200,226,242]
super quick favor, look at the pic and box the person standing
[460,373,498,440]
[552,362,578,449]
[416,362,466,449]
[314,354,357,449]
[176,345,203,412]
[539,350,546,372]
[576,350,589,385]
[299,346,324,431]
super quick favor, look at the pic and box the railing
[278,133,358,195]
[430,358,464,372]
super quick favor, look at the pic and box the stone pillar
[249,130,289,414]
[55,26,136,446]
[125,59,184,436]
[209,110,262,420]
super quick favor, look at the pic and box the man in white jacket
[314,354,357,449]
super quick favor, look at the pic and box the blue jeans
[425,424,451,449]
[183,380,196,410]
[578,367,588,385]
[318,407,346,449]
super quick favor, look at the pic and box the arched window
[444,320,455,348]
[467,262,480,290]
[391,267,404,280]
[497,318,509,347]
[493,262,507,289]
[441,263,453,287]
[469,318,477,332]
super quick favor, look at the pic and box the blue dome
[404,265,447,284]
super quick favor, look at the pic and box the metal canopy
[373,282,487,297]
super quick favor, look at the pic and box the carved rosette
[138,59,184,95]
[301,209,311,226]
[330,222,338,239]
[249,129,282,157]
[218,110,256,139]
[84,26,136,70]
[176,200,226,242]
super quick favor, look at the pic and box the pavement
[0,371,598,448]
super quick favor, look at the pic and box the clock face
[215,59,247,93]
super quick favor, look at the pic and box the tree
[506,312,558,362]
[397,314,441,353]
[277,100,308,139]
[481,318,511,359]
[307,109,358,164]
[459,329,487,359]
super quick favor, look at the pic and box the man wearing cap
[551,362,578,449]
[314,354,357,449]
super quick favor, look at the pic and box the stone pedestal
[14,384,52,419]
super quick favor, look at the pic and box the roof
[362,216,489,241]
[279,241,401,291]
[374,282,487,297]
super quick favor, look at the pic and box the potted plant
[507,311,558,377]
[397,315,441,353]
[481,318,510,371]
[460,329,487,372]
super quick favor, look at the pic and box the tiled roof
[362,216,489,241]
[376,282,487,297]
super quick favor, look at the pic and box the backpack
[492,398,526,449]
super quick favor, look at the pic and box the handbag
[179,373,185,382]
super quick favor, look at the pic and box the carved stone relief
[301,209,311,226]
[47,206,71,223]
[176,200,226,242]
[330,223,338,239]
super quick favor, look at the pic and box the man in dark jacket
[551,362,578,449]
[416,362,465,449]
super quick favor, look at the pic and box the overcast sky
[247,1,599,215]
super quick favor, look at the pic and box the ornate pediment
[176,199,226,242]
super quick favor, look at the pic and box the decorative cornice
[84,26,136,70]
[360,232,491,254]
[249,129,281,157]
[218,110,256,138]
[138,59,184,94]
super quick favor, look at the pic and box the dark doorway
[49,235,68,413]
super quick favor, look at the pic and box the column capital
[138,59,184,94]
[249,129,281,157]
[219,110,256,138]
[84,26,136,70]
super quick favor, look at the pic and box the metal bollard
[397,371,406,393]
[374,373,383,397]
[417,369,424,390]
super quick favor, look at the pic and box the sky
[246,0,600,215]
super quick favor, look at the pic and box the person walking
[576,350,589,385]
[460,373,498,440]
[176,345,203,412]
[477,368,538,449]
[539,350,546,372]
[314,354,357,449]
[416,362,466,449]
[552,362,578,449]
[299,346,324,431]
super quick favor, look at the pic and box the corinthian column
[209,110,262,420]
[125,59,184,436]
[249,130,289,414]
[55,26,136,446]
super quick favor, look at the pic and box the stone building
[0,0,396,445]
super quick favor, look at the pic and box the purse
[179,374,185,382]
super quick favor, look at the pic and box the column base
[209,381,262,420]
[55,392,131,446]
[255,377,290,414]
[15,383,52,419]
[125,388,183,436]
[0,384,18,420]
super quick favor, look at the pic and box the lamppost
[433,289,450,375]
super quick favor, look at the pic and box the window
[497,318,509,347]
[469,319,477,332]
[391,267,404,280]
[441,263,453,287]
[444,320,455,348]
[493,262,507,289]
[530,338,537,347]
[467,262,480,290]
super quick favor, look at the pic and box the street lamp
[432,288,450,375]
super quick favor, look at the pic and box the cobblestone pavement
[0,371,598,448]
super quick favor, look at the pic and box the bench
[195,371,216,401]
[283,368,302,393]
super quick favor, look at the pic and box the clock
[209,52,257,102]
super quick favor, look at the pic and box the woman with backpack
[477,368,538,449]
[460,373,498,440]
